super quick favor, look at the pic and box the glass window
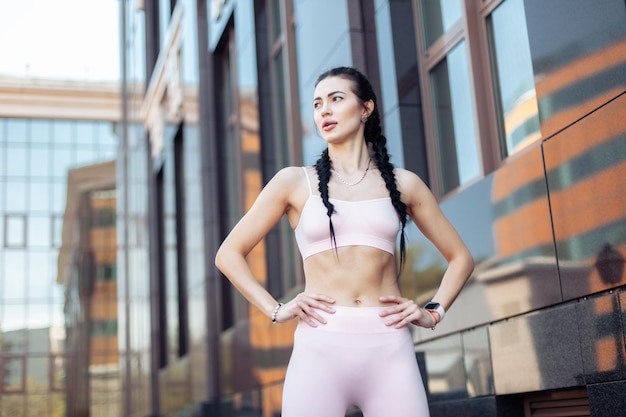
[6,119,28,143]
[52,215,63,247]
[76,147,98,165]
[52,147,73,178]
[26,359,49,389]
[91,319,118,337]
[1,330,25,352]
[27,216,50,247]
[75,121,96,144]
[27,304,51,330]
[487,0,540,156]
[97,263,117,281]
[3,252,26,299]
[419,0,463,49]
[6,144,27,177]
[30,119,51,143]
[5,215,26,247]
[27,251,51,299]
[51,182,67,213]
[51,355,66,390]
[29,183,50,212]
[29,148,51,177]
[1,357,24,392]
[430,41,480,194]
[6,180,28,212]
[97,122,119,146]
[2,307,27,338]
[52,120,73,144]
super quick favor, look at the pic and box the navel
[353,299,362,306]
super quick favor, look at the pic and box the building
[0,76,121,416]
[119,0,626,416]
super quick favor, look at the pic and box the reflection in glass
[430,41,480,194]
[6,180,28,211]
[419,333,466,398]
[2,357,24,392]
[2,304,26,329]
[52,147,73,178]
[6,119,28,143]
[75,121,96,144]
[27,357,50,392]
[487,0,540,156]
[76,147,98,165]
[27,216,51,247]
[30,119,51,143]
[6,215,26,247]
[29,183,50,212]
[52,121,73,144]
[1,117,119,416]
[28,252,51,299]
[6,144,27,177]
[419,0,462,49]
[52,182,67,213]
[29,148,51,177]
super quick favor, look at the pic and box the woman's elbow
[462,249,475,277]
[214,244,228,272]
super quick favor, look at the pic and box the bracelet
[424,309,439,330]
[271,303,283,324]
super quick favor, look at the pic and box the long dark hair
[313,66,408,270]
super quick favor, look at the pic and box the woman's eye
[333,96,342,101]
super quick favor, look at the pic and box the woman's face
[313,76,370,144]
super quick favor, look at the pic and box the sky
[0,0,120,81]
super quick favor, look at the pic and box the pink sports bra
[294,167,400,260]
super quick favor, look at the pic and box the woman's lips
[322,121,337,131]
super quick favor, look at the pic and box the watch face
[424,302,440,310]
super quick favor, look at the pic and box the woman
[215,66,474,416]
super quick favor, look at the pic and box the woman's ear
[362,100,374,119]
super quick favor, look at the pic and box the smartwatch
[424,301,446,322]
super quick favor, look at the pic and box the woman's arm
[379,169,474,328]
[215,167,335,325]
[399,168,474,310]
[215,167,297,319]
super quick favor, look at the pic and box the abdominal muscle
[302,246,401,307]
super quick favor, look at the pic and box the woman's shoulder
[273,165,308,180]
[393,167,426,186]
[266,166,311,190]
[393,167,432,200]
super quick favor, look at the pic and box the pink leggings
[281,306,430,417]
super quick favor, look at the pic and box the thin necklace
[332,159,371,186]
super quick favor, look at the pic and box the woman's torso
[287,166,402,307]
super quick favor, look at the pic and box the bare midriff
[302,245,401,307]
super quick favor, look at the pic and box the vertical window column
[173,127,188,357]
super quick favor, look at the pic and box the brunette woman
[215,66,474,416]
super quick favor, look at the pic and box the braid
[366,111,409,271]
[314,149,338,252]
[314,66,409,271]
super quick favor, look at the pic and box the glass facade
[3,0,624,415]
[0,117,119,417]
[487,0,540,157]
[35,0,625,416]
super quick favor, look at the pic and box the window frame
[413,0,540,198]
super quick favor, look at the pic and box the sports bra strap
[302,166,314,196]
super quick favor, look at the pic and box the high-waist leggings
[281,306,430,417]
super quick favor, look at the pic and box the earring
[361,116,368,123]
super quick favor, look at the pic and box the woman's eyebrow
[313,90,345,102]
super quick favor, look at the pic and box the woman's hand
[378,295,437,329]
[274,293,336,326]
